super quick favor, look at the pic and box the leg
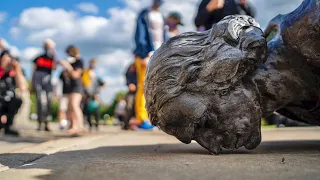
[135,57,153,130]
[35,84,44,130]
[44,91,53,131]
[58,96,68,130]
[69,93,84,131]
[94,108,100,129]
[83,99,92,128]
[124,94,135,130]
[87,112,93,128]
[5,98,22,136]
[66,96,73,129]
[135,57,149,123]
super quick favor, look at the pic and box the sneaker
[138,120,154,130]
[5,128,19,136]
[44,126,51,132]
[59,119,68,131]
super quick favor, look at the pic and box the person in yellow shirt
[82,59,105,131]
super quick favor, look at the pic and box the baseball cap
[169,12,184,26]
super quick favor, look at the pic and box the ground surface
[0,125,319,180]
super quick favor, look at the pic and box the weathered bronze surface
[145,0,320,154]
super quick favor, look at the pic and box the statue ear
[200,43,263,87]
[200,41,247,84]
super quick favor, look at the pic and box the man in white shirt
[133,0,166,130]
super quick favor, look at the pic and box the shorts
[59,96,69,111]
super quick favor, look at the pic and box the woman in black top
[60,45,85,135]
[195,0,256,31]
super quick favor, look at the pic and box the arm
[13,61,27,91]
[242,3,256,18]
[195,0,223,29]
[68,68,83,79]
[60,61,83,79]
[52,61,57,70]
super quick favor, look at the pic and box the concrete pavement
[0,127,320,180]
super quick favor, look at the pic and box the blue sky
[0,0,123,50]
[0,0,303,103]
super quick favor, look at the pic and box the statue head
[145,15,267,154]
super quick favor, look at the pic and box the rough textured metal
[145,0,320,154]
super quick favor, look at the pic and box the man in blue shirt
[134,0,166,130]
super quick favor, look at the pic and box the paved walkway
[0,127,319,180]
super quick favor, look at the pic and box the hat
[169,12,184,26]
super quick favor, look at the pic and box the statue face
[146,15,267,154]
[155,84,262,154]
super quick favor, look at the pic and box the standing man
[32,39,56,131]
[134,0,166,130]
[195,0,255,31]
[123,63,137,130]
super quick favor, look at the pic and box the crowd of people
[0,0,257,136]
[0,39,106,136]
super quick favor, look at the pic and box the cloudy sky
[0,0,303,103]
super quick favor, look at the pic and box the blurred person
[82,58,105,131]
[195,0,255,31]
[0,51,27,136]
[32,39,56,131]
[134,0,166,130]
[123,63,137,130]
[57,74,70,130]
[236,0,255,17]
[115,98,126,125]
[166,12,184,39]
[59,45,85,135]
[0,38,7,54]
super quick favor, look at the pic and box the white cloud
[250,0,303,29]
[21,47,42,61]
[76,2,99,14]
[19,7,77,30]
[9,27,21,39]
[0,12,7,24]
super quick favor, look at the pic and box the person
[166,12,184,39]
[0,39,6,54]
[123,63,137,130]
[0,51,27,136]
[59,45,85,135]
[57,73,69,130]
[82,58,105,131]
[195,0,256,31]
[32,39,56,131]
[115,98,127,125]
[134,0,166,130]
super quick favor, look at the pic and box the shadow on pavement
[0,140,318,179]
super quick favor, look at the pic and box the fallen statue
[144,0,320,154]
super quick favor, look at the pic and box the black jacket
[195,0,256,31]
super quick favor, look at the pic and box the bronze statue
[144,0,320,154]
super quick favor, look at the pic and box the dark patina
[145,0,320,154]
